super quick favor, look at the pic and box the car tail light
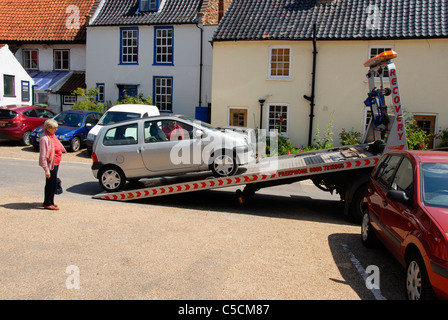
[91,152,98,163]
[12,114,23,124]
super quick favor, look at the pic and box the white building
[0,44,34,107]
[86,0,218,120]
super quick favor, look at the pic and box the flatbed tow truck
[93,50,408,223]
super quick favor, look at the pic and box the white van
[86,104,160,153]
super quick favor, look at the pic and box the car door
[139,119,202,173]
[380,156,414,253]
[22,108,43,131]
[369,155,402,248]
[102,121,145,177]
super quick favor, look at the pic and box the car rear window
[0,110,18,119]
[98,111,140,125]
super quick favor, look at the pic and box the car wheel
[20,131,31,146]
[210,150,238,177]
[70,136,81,152]
[99,166,126,192]
[361,211,378,248]
[405,251,435,300]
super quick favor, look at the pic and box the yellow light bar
[364,50,398,67]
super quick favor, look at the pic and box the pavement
[0,140,395,300]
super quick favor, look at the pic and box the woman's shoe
[44,205,59,210]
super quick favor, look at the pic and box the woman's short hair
[44,119,58,131]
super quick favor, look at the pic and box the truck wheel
[99,166,126,192]
[349,184,367,224]
[210,150,238,177]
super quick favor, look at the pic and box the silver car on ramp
[91,115,256,192]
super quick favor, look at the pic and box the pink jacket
[39,133,66,173]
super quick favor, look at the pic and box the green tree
[116,93,153,105]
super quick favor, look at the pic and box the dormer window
[140,0,159,12]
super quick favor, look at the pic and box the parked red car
[0,105,56,145]
[362,150,448,300]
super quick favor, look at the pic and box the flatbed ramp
[92,144,380,201]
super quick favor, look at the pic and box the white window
[269,47,291,79]
[54,49,70,71]
[267,104,289,135]
[120,27,139,64]
[154,76,173,112]
[23,49,39,70]
[63,95,77,105]
[369,46,393,80]
[154,27,173,65]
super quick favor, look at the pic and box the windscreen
[422,162,448,208]
[98,111,140,125]
[54,112,84,127]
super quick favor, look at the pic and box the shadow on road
[328,233,405,300]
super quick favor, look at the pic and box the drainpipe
[303,23,318,147]
[196,18,204,109]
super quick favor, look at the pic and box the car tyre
[99,166,126,192]
[210,150,238,177]
[405,251,435,300]
[20,131,31,146]
[70,136,81,152]
[361,211,378,248]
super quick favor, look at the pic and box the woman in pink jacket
[39,119,67,210]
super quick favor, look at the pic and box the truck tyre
[349,183,367,224]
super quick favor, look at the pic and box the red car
[0,105,56,145]
[362,150,448,300]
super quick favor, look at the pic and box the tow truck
[93,50,407,223]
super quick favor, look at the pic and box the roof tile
[0,0,97,42]
[213,0,448,41]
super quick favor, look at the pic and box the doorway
[413,114,436,149]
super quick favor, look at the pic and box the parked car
[0,105,56,145]
[361,150,448,300]
[30,110,102,152]
[91,114,256,192]
[86,104,160,154]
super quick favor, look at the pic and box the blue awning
[28,71,71,91]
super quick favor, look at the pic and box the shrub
[339,128,362,146]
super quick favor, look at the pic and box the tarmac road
[0,141,405,301]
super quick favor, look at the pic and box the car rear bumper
[91,161,103,179]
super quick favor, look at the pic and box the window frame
[120,27,139,65]
[3,74,15,97]
[154,26,174,66]
[369,46,394,82]
[140,0,159,12]
[22,49,39,70]
[153,76,173,112]
[53,49,70,71]
[96,83,105,102]
[268,47,292,80]
[266,103,289,136]
[63,95,77,105]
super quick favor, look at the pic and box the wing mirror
[195,130,204,138]
[386,190,410,205]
